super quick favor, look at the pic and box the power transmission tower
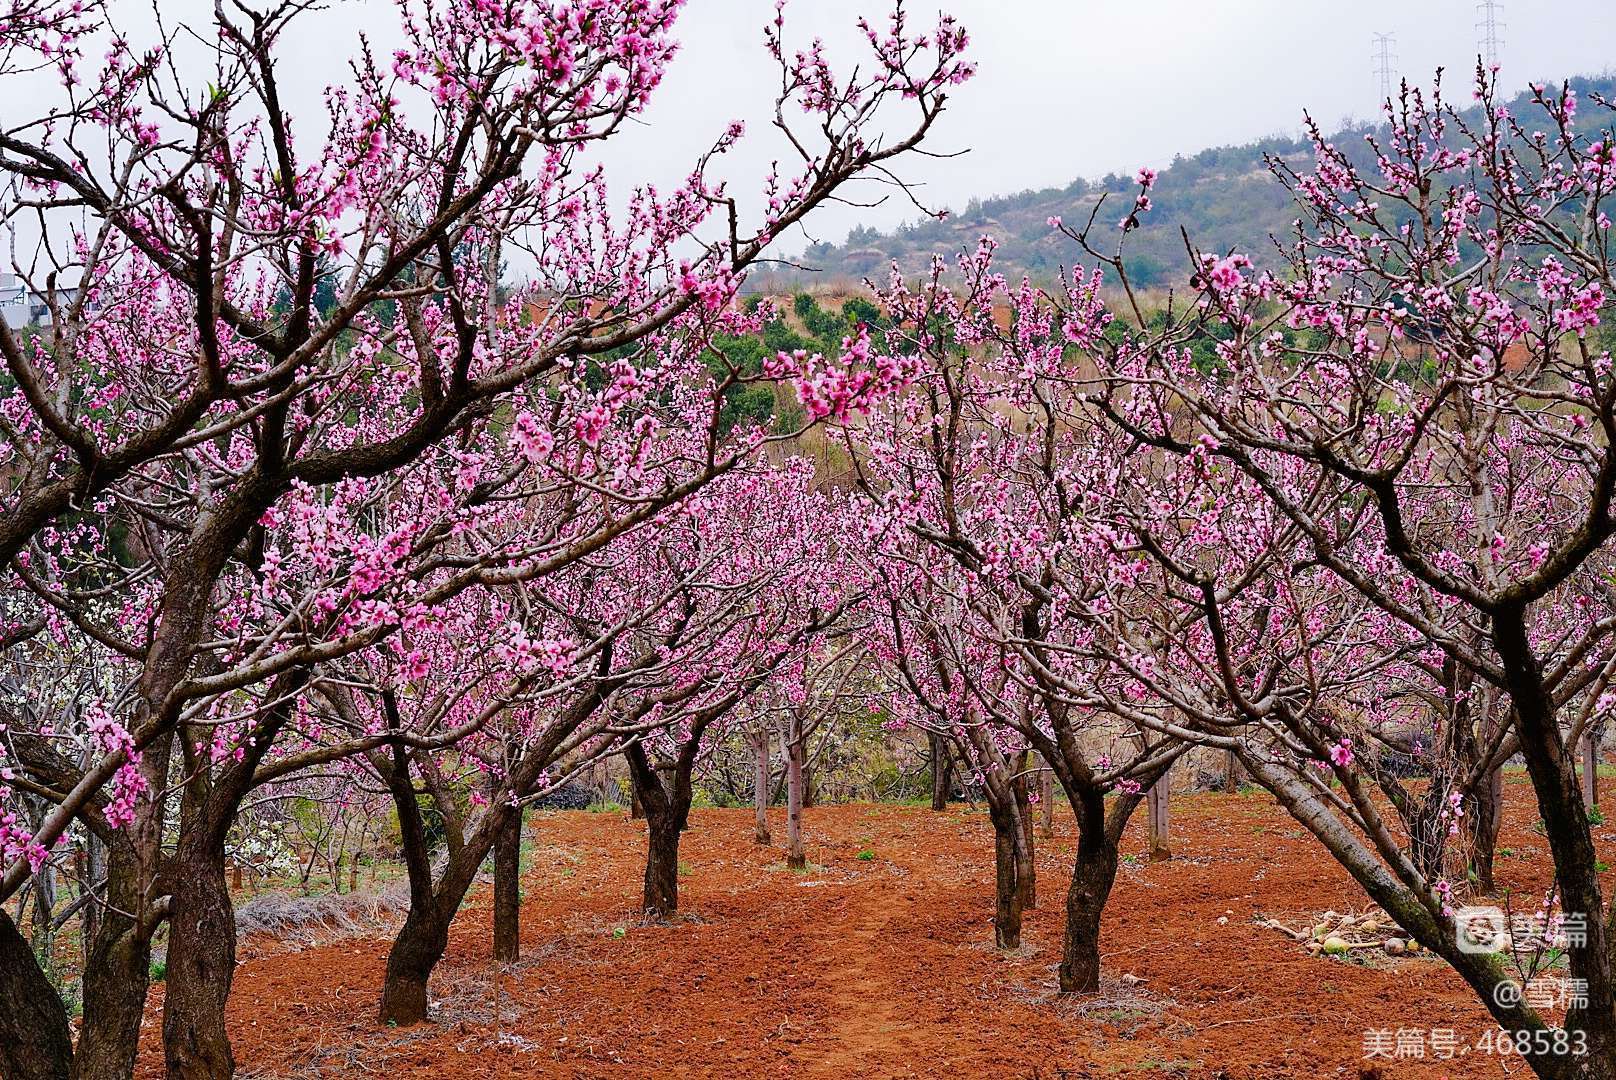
[1476,0,1504,69]
[1372,33,1397,104]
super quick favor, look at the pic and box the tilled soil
[136,780,1612,1078]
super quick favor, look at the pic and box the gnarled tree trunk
[378,739,452,1026]
[0,909,72,1080]
[1493,613,1616,1069]
[164,671,307,1080]
[1223,747,1244,793]
[642,807,681,918]
[968,732,1035,946]
[73,845,155,1080]
[492,809,522,963]
[988,799,1024,949]
[1060,790,1121,994]
[379,903,451,1026]
[162,838,239,1079]
[370,675,575,1027]
[626,742,693,919]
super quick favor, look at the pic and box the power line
[1372,33,1397,105]
[1476,0,1505,69]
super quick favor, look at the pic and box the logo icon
[1455,905,1508,954]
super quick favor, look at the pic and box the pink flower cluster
[499,624,575,679]
[511,410,555,464]
[767,325,915,423]
[1201,252,1252,295]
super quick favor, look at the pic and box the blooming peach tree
[1053,70,1616,1077]
[0,0,970,1074]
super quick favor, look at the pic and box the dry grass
[234,887,410,948]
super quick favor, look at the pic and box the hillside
[753,74,1616,291]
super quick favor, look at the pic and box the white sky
[11,0,1616,259]
[639,0,1616,252]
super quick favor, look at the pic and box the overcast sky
[13,1,1616,259]
[641,0,1616,252]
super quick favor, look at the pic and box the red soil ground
[135,777,1613,1079]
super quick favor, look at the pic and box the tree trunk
[1470,765,1505,894]
[492,809,522,963]
[1223,747,1243,792]
[753,726,772,845]
[1583,731,1600,811]
[928,730,952,811]
[0,909,72,1080]
[165,674,313,1080]
[67,723,171,1080]
[625,742,689,919]
[642,804,681,918]
[162,837,240,1080]
[989,802,1023,949]
[74,921,152,1080]
[379,904,449,1026]
[1039,761,1055,838]
[72,846,153,1080]
[1148,766,1172,862]
[81,833,103,963]
[1013,766,1037,910]
[368,670,618,1029]
[376,817,510,1029]
[786,719,806,870]
[1492,612,1616,1066]
[1406,770,1462,883]
[30,858,56,940]
[378,740,449,1027]
[655,763,685,830]
[1059,794,1120,994]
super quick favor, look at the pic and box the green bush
[691,785,742,810]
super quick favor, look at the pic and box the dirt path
[791,853,932,1075]
[812,891,918,1074]
[133,783,1616,1078]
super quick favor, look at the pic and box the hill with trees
[753,74,1616,290]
